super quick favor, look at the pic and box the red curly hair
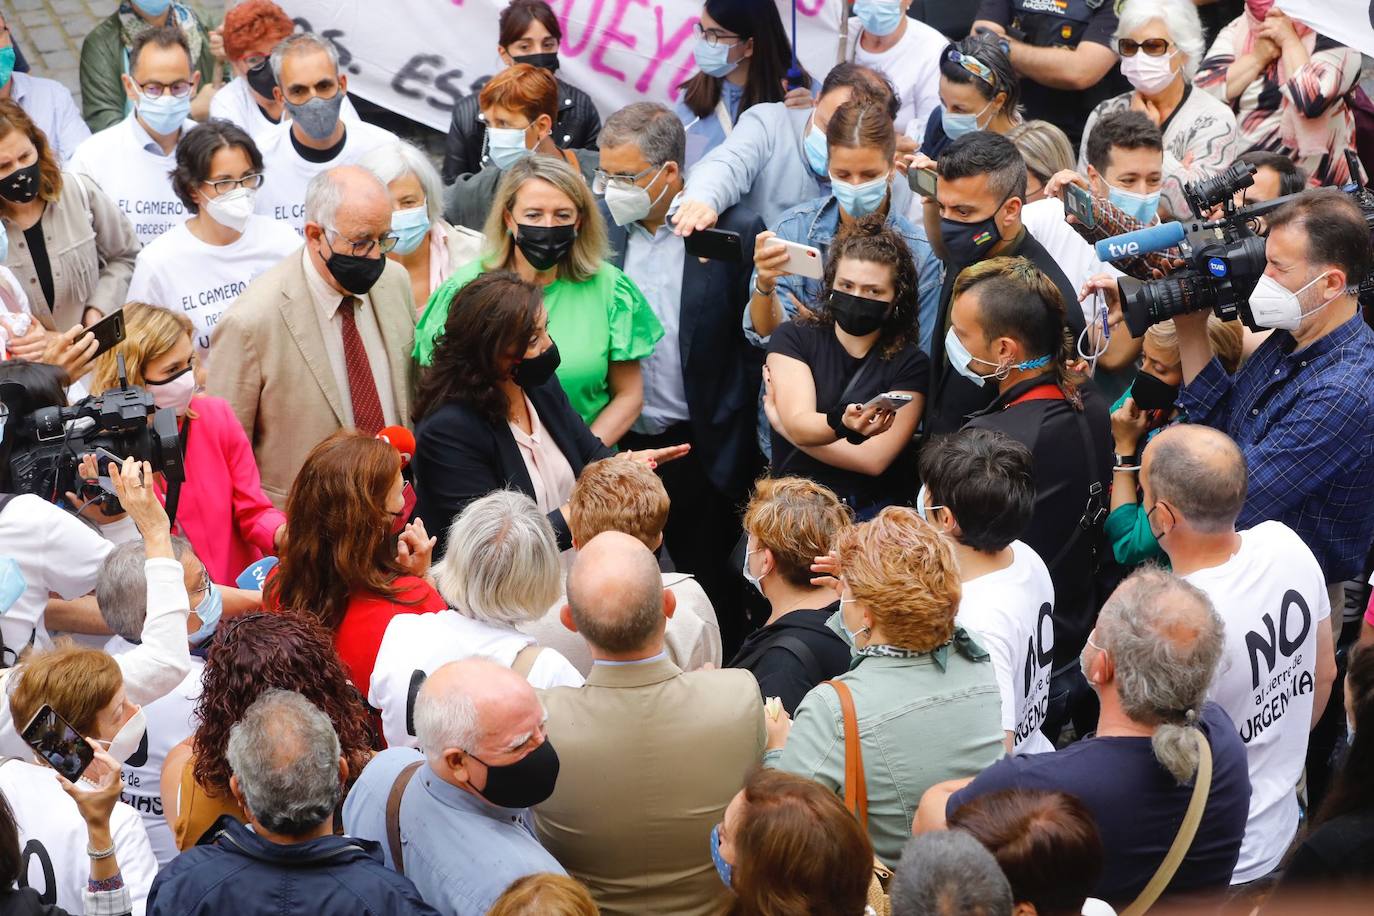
[191,612,373,797]
[221,0,295,62]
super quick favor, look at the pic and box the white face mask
[99,706,146,764]
[202,186,257,233]
[603,165,667,227]
[1120,50,1178,95]
[1246,270,1338,331]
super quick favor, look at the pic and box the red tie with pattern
[338,296,385,436]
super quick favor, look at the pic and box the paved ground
[7,0,224,107]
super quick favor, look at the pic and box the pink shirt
[509,393,577,515]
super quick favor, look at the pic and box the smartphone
[1063,182,1096,229]
[86,309,126,360]
[683,227,743,262]
[908,168,938,199]
[21,704,94,782]
[861,392,914,412]
[768,239,824,280]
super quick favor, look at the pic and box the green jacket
[78,9,217,133]
[764,632,1004,864]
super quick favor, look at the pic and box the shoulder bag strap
[824,679,867,827]
[385,760,424,876]
[1120,729,1213,916]
[510,644,542,679]
[1043,403,1107,573]
[736,632,824,685]
[773,349,885,477]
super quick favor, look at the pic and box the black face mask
[827,289,890,337]
[318,237,388,295]
[470,738,560,809]
[1130,371,1180,412]
[245,59,278,99]
[512,51,560,73]
[514,223,577,271]
[0,162,41,204]
[513,340,561,388]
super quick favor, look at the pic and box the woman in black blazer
[413,271,686,549]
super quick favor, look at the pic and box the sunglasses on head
[946,47,995,88]
[1117,37,1173,57]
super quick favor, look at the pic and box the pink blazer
[157,395,286,585]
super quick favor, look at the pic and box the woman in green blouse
[415,156,661,445]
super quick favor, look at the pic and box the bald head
[414,658,542,761]
[1142,425,1247,534]
[566,532,667,655]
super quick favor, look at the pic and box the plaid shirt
[1179,312,1374,582]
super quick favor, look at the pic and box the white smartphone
[861,392,914,412]
[766,239,824,280]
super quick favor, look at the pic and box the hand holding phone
[861,392,914,412]
[683,227,743,262]
[766,239,824,280]
[21,704,94,782]
[908,168,938,199]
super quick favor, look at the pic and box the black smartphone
[86,309,126,359]
[1063,182,1096,229]
[908,167,938,199]
[684,227,743,262]
[21,704,94,782]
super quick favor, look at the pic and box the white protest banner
[276,0,845,132]
[1278,0,1374,58]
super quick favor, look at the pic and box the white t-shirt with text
[252,119,399,234]
[68,114,192,245]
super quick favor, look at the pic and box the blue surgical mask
[0,558,25,614]
[941,100,992,140]
[0,47,15,92]
[915,484,946,523]
[803,121,829,178]
[944,327,1051,386]
[836,597,871,649]
[693,37,740,79]
[853,0,904,36]
[137,91,191,136]
[1107,183,1162,226]
[831,173,889,218]
[741,546,765,596]
[710,824,733,887]
[487,125,533,171]
[132,0,173,15]
[390,205,431,256]
[189,583,223,647]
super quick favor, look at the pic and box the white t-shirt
[252,119,399,234]
[1020,198,1124,326]
[208,76,360,139]
[127,215,303,358]
[955,540,1056,756]
[106,636,203,867]
[0,758,158,915]
[67,114,193,246]
[1183,521,1330,883]
[848,17,947,137]
[369,609,585,749]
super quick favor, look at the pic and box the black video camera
[0,355,184,518]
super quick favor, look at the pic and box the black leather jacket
[441,77,601,184]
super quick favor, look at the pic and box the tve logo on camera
[1208,257,1229,277]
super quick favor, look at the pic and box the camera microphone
[376,425,416,468]
[1094,221,1188,262]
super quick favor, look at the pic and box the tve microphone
[1094,221,1187,262]
[377,425,416,468]
[236,556,278,590]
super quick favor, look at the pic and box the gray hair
[358,140,445,225]
[890,831,1013,916]
[413,663,482,762]
[1116,0,1206,80]
[1144,427,1248,534]
[599,102,686,170]
[1095,567,1225,784]
[225,689,342,836]
[96,537,194,642]
[434,490,562,626]
[1005,120,1076,183]
[270,32,340,86]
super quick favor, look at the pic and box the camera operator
[1174,189,1374,626]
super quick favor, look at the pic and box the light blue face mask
[390,205,431,257]
[0,558,25,615]
[803,121,829,178]
[941,100,992,140]
[710,824,733,887]
[486,125,534,171]
[137,91,190,136]
[853,0,904,36]
[944,327,1051,387]
[836,597,871,649]
[1107,183,1162,226]
[741,546,765,596]
[189,583,223,647]
[693,37,740,79]
[915,484,946,523]
[831,173,889,218]
[132,0,173,16]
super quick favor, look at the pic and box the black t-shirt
[727,603,852,715]
[948,702,1252,904]
[767,320,929,509]
[975,0,1130,148]
[1275,810,1374,891]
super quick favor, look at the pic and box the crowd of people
[0,0,1373,913]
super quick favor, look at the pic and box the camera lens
[1119,274,1216,337]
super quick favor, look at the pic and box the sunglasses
[945,48,995,88]
[1117,38,1173,57]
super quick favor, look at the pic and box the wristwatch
[1113,453,1140,472]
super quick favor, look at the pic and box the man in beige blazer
[208,165,416,506]
[536,532,765,916]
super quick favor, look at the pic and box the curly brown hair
[191,612,373,797]
[808,214,921,359]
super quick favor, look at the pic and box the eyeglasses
[324,225,398,257]
[693,22,741,48]
[134,79,194,99]
[190,570,211,600]
[591,163,657,195]
[202,173,265,194]
[945,48,995,88]
[242,54,269,70]
[1117,37,1173,57]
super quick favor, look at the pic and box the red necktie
[339,296,385,436]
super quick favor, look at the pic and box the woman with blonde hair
[764,507,1004,864]
[488,873,600,916]
[414,155,662,445]
[91,301,284,584]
